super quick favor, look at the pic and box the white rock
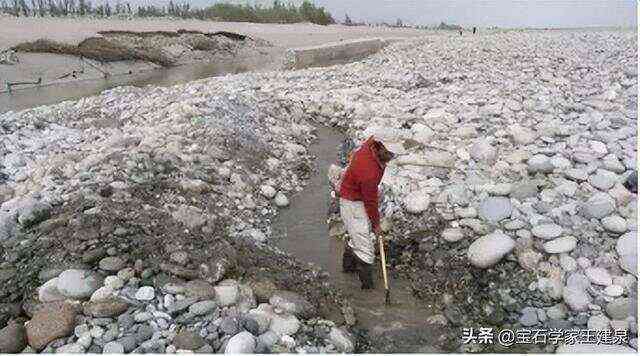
[585,267,613,286]
[588,315,611,331]
[135,286,155,301]
[215,282,239,306]
[328,327,355,353]
[225,331,256,353]
[531,224,563,239]
[467,230,515,269]
[559,254,577,272]
[543,236,577,254]
[602,215,628,233]
[57,269,102,299]
[605,285,625,297]
[38,278,65,303]
[403,190,430,214]
[269,313,300,336]
[103,341,125,354]
[442,228,464,243]
[562,287,592,312]
[260,185,277,199]
[90,286,115,302]
[274,192,289,207]
[104,276,124,290]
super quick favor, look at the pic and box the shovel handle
[378,235,389,291]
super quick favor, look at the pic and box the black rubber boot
[356,258,375,290]
[342,244,357,273]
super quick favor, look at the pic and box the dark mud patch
[12,37,174,66]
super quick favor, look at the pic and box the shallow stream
[273,127,442,351]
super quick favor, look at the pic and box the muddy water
[274,126,439,338]
[0,51,283,114]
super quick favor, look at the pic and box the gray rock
[527,154,554,174]
[135,324,154,343]
[257,331,278,349]
[173,329,205,350]
[478,197,512,224]
[566,273,591,291]
[225,331,255,353]
[16,199,51,228]
[588,170,618,191]
[56,269,103,299]
[0,320,27,353]
[546,303,567,320]
[0,211,17,241]
[543,236,577,253]
[510,181,538,200]
[531,224,563,239]
[189,300,217,316]
[564,168,588,181]
[240,317,260,336]
[56,343,85,353]
[583,193,616,219]
[99,257,126,272]
[602,215,628,233]
[519,307,539,326]
[446,184,471,206]
[269,291,316,319]
[467,230,515,269]
[220,316,240,336]
[562,287,592,312]
[606,298,637,320]
[117,336,138,353]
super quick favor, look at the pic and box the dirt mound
[12,29,267,67]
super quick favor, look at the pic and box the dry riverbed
[0,28,637,353]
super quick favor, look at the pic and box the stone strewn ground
[0,29,638,353]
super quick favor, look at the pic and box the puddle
[274,126,439,337]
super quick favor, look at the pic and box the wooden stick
[379,236,389,294]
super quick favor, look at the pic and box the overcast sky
[123,0,637,28]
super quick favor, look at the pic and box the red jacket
[339,137,385,230]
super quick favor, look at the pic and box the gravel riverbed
[0,28,637,353]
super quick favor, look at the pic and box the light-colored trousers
[340,198,375,264]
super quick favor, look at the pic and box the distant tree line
[0,0,335,25]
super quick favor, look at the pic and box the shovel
[378,235,391,305]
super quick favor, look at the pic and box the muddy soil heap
[0,29,638,353]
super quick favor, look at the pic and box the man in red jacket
[339,136,395,289]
